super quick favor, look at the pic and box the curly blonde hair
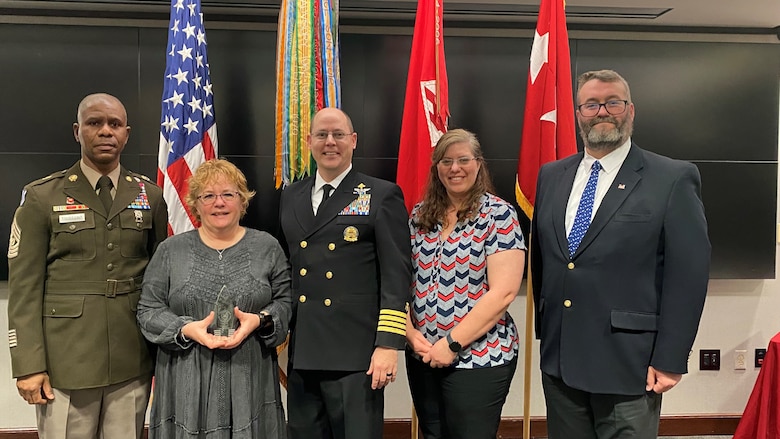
[413,129,495,233]
[185,158,256,222]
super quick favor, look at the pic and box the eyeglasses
[577,100,628,117]
[197,192,239,205]
[438,157,479,167]
[312,130,353,141]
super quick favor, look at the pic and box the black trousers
[406,352,517,439]
[542,373,662,439]
[287,367,384,439]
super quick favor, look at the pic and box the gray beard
[579,118,633,153]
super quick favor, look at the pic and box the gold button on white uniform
[299,268,307,276]
[563,299,572,308]
[324,299,332,306]
[567,262,575,270]
[300,241,308,248]
[328,243,336,251]
[325,271,333,279]
[299,295,307,303]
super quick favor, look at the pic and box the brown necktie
[97,175,113,211]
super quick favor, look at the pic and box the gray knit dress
[137,229,291,439]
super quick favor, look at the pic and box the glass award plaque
[211,285,237,337]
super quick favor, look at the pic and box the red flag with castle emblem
[516,0,577,219]
[397,0,449,213]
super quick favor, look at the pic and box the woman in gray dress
[137,159,291,438]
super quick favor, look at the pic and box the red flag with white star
[396,0,449,213]
[516,0,576,219]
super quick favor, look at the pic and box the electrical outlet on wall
[756,348,767,367]
[700,349,720,370]
[735,350,747,370]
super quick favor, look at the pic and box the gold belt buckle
[106,279,118,298]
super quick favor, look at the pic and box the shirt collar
[315,164,352,193]
[80,160,121,190]
[583,138,631,175]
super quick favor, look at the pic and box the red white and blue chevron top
[410,194,526,369]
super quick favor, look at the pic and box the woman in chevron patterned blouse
[406,129,526,439]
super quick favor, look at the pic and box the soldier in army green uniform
[6,93,168,439]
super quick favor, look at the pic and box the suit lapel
[552,155,581,257]
[62,164,107,217]
[292,177,316,233]
[573,144,644,257]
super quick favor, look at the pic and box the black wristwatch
[258,311,273,336]
[446,333,462,353]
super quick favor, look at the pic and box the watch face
[447,334,461,352]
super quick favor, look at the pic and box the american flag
[157,0,218,235]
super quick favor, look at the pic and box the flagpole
[434,0,441,112]
[523,237,534,439]
[411,406,419,439]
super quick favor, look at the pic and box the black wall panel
[0,22,777,280]
[696,162,777,279]
[573,40,779,162]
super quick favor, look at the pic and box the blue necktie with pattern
[568,161,602,257]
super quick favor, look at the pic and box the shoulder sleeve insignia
[8,216,20,259]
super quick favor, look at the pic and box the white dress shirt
[565,139,632,236]
[311,165,352,215]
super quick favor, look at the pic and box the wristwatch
[446,333,462,353]
[258,311,273,336]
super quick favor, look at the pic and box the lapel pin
[618,183,626,190]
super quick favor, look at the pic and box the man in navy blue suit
[531,70,710,439]
[279,107,412,439]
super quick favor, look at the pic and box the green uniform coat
[7,162,168,389]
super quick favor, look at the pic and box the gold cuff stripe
[377,325,406,336]
[379,309,406,319]
[378,314,406,325]
[378,320,405,330]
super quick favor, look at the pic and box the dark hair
[413,128,495,233]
